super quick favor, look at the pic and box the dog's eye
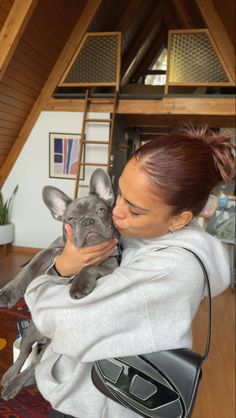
[97,207,105,214]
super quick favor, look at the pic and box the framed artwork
[49,132,85,179]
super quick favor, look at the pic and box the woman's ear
[170,211,193,231]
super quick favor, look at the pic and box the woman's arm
[25,249,204,361]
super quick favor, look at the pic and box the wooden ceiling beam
[43,97,235,128]
[132,26,168,82]
[0,0,102,186]
[170,0,194,28]
[115,0,142,31]
[196,0,235,83]
[137,126,171,134]
[125,114,235,129]
[0,0,38,81]
[45,97,235,120]
[163,2,180,29]
[121,0,164,86]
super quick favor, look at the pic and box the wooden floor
[0,249,235,418]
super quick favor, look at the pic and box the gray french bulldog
[0,168,119,400]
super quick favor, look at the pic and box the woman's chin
[118,229,130,237]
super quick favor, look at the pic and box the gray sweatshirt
[25,220,230,418]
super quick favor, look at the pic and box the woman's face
[112,158,175,239]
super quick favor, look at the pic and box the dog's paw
[0,288,12,308]
[0,288,19,308]
[1,372,33,400]
[1,382,19,400]
[69,279,95,300]
[1,369,14,387]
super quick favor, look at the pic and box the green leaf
[0,185,18,225]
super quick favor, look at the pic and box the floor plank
[0,250,235,418]
[0,250,32,288]
[192,288,235,418]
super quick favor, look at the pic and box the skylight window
[145,48,167,86]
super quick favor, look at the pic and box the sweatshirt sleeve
[25,248,204,362]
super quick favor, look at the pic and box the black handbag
[91,248,212,417]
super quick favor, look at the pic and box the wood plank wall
[0,0,86,170]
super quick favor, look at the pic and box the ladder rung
[85,118,112,123]
[79,162,108,167]
[81,140,109,145]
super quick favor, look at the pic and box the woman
[25,128,235,418]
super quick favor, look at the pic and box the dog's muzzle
[82,217,95,227]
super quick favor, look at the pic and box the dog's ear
[42,186,72,221]
[89,168,114,206]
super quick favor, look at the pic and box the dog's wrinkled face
[42,168,117,247]
[63,194,116,246]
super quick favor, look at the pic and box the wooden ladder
[73,89,118,199]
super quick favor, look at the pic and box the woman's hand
[54,224,118,277]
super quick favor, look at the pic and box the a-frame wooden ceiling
[0,0,235,186]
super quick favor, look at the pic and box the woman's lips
[113,218,125,230]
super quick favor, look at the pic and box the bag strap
[157,246,212,361]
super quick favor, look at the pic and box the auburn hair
[133,128,235,217]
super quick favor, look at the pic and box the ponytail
[184,126,235,184]
[205,131,235,184]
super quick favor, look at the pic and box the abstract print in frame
[49,133,85,179]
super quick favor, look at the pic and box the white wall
[2,111,110,248]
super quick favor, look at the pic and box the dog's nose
[82,218,95,227]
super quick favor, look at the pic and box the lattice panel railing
[165,29,233,91]
[59,32,121,89]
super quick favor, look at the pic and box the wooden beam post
[0,0,38,81]
[196,0,235,83]
[0,0,102,187]
[121,0,164,85]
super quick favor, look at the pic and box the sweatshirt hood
[121,219,230,298]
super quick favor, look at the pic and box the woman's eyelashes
[129,210,141,216]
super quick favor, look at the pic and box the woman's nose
[112,200,126,219]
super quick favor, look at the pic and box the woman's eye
[130,211,141,217]
[97,208,105,214]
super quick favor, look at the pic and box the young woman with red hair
[25,128,235,418]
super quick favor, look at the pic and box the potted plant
[0,185,18,246]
